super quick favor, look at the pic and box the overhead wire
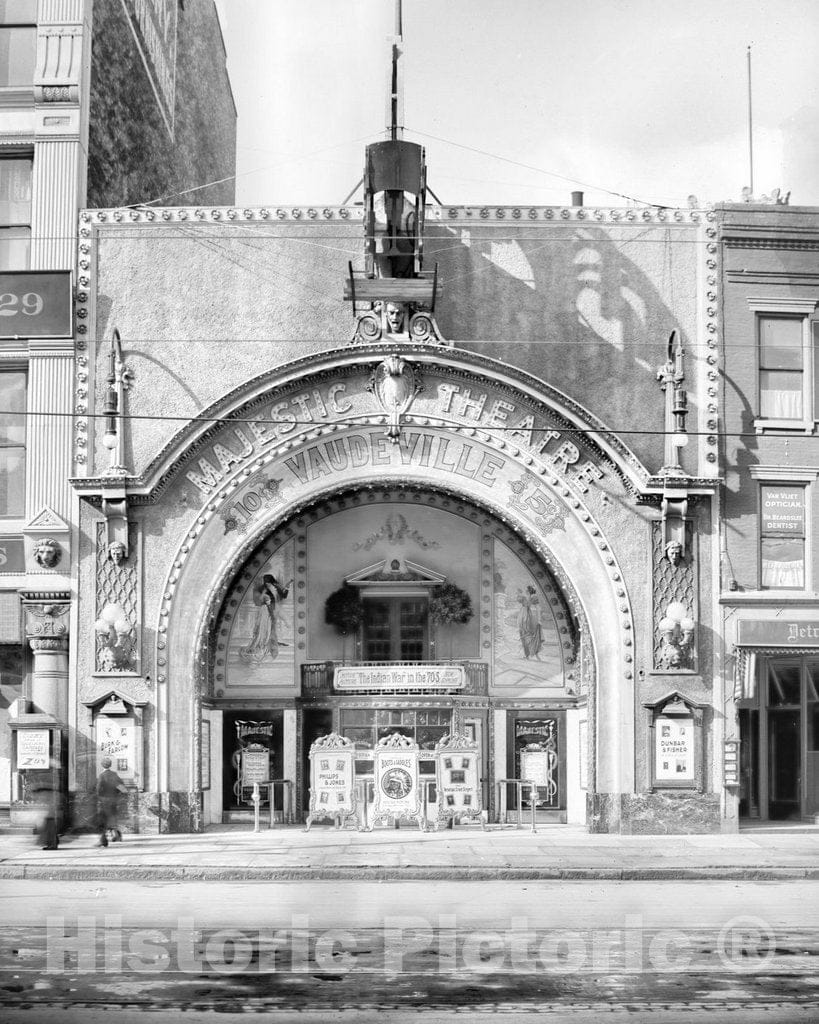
[403,127,670,209]
[121,132,383,209]
[0,408,807,441]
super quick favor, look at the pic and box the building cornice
[79,203,712,227]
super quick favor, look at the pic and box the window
[362,596,428,661]
[0,28,36,88]
[759,484,806,589]
[0,157,31,269]
[0,0,37,89]
[0,370,26,517]
[751,300,819,429]
[339,708,451,750]
[759,316,804,420]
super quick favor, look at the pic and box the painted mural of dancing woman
[516,585,543,660]
[239,574,292,664]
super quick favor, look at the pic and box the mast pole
[747,45,754,197]
[390,0,403,141]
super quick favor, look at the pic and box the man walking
[96,757,127,847]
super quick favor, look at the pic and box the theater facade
[57,189,727,835]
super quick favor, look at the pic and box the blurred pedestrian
[34,778,59,850]
[96,757,127,847]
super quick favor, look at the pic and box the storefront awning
[733,645,818,701]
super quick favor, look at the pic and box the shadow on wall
[430,224,695,474]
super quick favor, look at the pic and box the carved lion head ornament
[33,537,61,569]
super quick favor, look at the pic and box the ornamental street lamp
[94,602,134,671]
[658,602,695,670]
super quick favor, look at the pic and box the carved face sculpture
[108,541,127,566]
[33,538,60,569]
[665,541,683,566]
[385,302,404,334]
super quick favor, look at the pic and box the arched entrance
[202,484,592,825]
[144,346,643,830]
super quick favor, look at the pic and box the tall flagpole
[390,0,404,141]
[747,45,754,197]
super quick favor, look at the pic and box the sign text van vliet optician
[0,272,72,339]
[737,619,819,647]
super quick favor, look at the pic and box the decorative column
[23,599,70,723]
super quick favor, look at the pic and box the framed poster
[654,715,695,782]
[305,733,357,830]
[578,718,588,790]
[241,743,270,787]
[520,743,558,806]
[372,732,423,829]
[435,733,485,828]
[201,720,211,791]
[16,729,50,770]
[644,691,704,792]
[96,717,138,782]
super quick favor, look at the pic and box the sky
[214,0,819,209]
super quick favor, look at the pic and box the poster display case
[434,732,486,829]
[305,732,357,830]
[643,691,705,792]
[371,732,424,830]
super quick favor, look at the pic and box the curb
[1,863,818,882]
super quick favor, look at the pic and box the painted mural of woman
[516,585,543,660]
[239,574,293,664]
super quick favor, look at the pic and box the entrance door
[506,713,566,824]
[768,708,800,820]
[806,663,819,817]
[744,658,819,821]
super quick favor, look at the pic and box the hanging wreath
[429,582,474,626]
[324,584,364,635]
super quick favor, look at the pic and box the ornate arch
[147,347,641,799]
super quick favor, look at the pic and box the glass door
[759,658,819,821]
[766,661,801,820]
[806,662,819,817]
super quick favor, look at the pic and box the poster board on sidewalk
[435,732,486,829]
[305,733,357,830]
[372,732,423,830]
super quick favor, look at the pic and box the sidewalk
[1,824,818,881]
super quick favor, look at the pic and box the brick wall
[87,0,236,208]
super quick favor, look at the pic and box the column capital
[30,636,68,653]
[23,597,70,643]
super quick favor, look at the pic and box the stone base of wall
[66,790,204,834]
[588,791,722,834]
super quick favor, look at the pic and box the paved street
[0,877,817,1020]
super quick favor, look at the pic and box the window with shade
[0,370,26,518]
[758,316,805,421]
[0,157,32,269]
[760,484,806,590]
[0,21,36,88]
